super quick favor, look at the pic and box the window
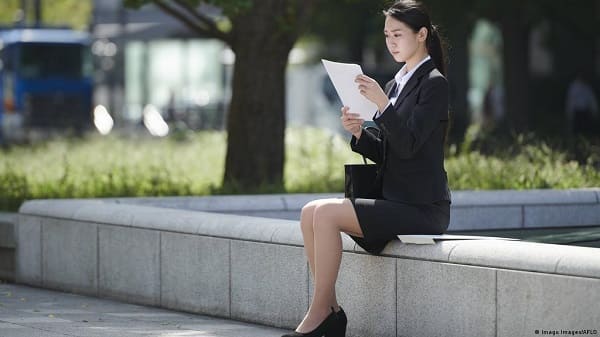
[18,43,91,79]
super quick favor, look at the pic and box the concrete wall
[0,212,16,281]
[15,199,600,337]
[104,188,600,230]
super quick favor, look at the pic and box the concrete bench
[15,197,600,337]
[0,212,16,281]
[103,188,600,230]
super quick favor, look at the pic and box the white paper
[322,59,378,121]
[396,234,519,245]
[396,236,436,245]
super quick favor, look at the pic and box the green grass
[1,127,599,211]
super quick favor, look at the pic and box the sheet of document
[396,234,520,245]
[322,59,378,121]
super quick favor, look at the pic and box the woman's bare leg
[299,201,319,277]
[295,198,363,333]
[300,200,341,313]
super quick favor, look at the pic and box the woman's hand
[341,106,364,139]
[355,74,389,112]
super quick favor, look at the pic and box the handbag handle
[362,126,383,164]
[362,125,387,185]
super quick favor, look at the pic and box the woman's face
[384,16,424,63]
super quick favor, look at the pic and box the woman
[282,1,451,336]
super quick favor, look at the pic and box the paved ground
[0,282,288,337]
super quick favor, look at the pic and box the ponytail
[426,24,447,77]
[385,0,452,143]
[427,24,451,143]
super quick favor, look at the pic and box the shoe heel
[326,323,346,337]
[326,307,347,337]
[282,308,337,337]
[330,324,346,337]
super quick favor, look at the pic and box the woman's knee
[300,200,320,232]
[312,202,340,231]
[313,199,362,236]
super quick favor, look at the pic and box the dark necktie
[388,82,399,99]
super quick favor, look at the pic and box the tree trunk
[501,14,531,134]
[223,1,299,192]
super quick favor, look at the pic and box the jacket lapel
[393,59,435,107]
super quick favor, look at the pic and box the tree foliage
[123,0,314,47]
[0,0,92,30]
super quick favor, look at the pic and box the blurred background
[0,0,599,210]
[0,0,597,140]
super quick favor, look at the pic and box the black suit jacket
[350,59,451,204]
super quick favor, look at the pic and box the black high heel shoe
[282,307,337,337]
[327,307,347,337]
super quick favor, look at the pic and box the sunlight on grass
[1,127,599,211]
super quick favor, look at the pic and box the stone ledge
[104,189,600,209]
[18,199,600,279]
[0,213,16,282]
[97,189,600,230]
[451,188,600,205]
[15,198,600,337]
[0,213,16,248]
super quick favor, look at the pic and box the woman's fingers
[341,107,361,119]
[355,76,372,93]
[340,106,364,133]
[355,75,387,110]
[355,74,375,86]
[343,118,363,127]
[341,106,351,117]
[343,118,364,127]
[355,74,382,98]
[355,74,372,83]
[343,113,361,120]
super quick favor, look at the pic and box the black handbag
[344,127,384,199]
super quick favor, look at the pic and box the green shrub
[1,128,598,212]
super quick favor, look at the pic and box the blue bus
[0,28,93,141]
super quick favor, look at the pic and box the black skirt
[348,198,450,255]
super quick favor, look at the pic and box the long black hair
[384,0,452,143]
[383,0,448,77]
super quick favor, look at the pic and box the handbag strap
[364,125,387,183]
